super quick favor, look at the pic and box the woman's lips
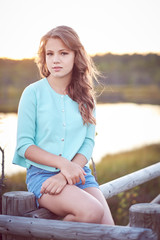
[53,66,62,71]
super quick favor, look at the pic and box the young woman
[13,26,114,225]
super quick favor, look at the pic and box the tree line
[0,53,160,112]
[93,53,160,86]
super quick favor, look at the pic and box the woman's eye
[46,52,53,56]
[61,52,68,55]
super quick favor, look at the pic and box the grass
[93,143,160,184]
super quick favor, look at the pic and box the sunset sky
[0,0,160,59]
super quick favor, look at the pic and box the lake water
[0,103,160,175]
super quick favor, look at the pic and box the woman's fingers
[40,181,47,194]
[41,174,66,194]
[80,173,86,185]
[65,169,86,185]
[61,161,86,185]
[41,181,51,194]
[66,176,73,185]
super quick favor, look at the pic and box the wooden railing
[100,162,160,199]
[0,162,160,240]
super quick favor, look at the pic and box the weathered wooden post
[129,203,160,240]
[2,191,37,240]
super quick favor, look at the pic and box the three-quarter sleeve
[16,85,37,158]
[77,107,96,162]
[77,122,95,162]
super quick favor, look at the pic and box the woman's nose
[53,54,60,63]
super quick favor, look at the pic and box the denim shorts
[26,165,99,207]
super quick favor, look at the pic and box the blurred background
[0,0,160,225]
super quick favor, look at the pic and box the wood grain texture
[24,207,61,220]
[0,215,157,240]
[2,191,37,216]
[129,203,160,240]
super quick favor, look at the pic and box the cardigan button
[61,138,64,141]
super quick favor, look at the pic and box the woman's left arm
[72,153,88,167]
[77,120,95,161]
[72,117,96,167]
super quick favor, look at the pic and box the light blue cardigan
[13,78,95,172]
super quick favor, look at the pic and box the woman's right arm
[25,145,86,185]
[17,85,85,185]
[25,145,68,169]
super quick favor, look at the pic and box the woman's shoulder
[21,78,46,97]
[25,78,46,91]
[19,78,46,102]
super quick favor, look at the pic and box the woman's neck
[47,75,70,95]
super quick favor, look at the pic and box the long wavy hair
[36,26,99,125]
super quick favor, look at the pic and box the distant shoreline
[1,84,160,113]
[96,85,160,106]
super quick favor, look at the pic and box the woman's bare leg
[38,184,104,224]
[84,187,115,225]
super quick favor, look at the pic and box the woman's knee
[76,200,104,223]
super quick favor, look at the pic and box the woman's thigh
[84,187,115,225]
[38,184,103,218]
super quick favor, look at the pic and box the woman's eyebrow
[46,48,69,52]
[59,48,70,51]
[46,49,53,52]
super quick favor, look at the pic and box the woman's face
[45,38,75,81]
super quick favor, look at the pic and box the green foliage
[0,58,40,112]
[90,144,160,225]
[109,187,140,225]
[4,171,27,192]
[93,53,160,85]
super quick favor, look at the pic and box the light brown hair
[36,26,99,125]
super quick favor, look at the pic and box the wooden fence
[0,162,160,240]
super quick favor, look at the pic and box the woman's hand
[60,161,86,185]
[40,172,67,195]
